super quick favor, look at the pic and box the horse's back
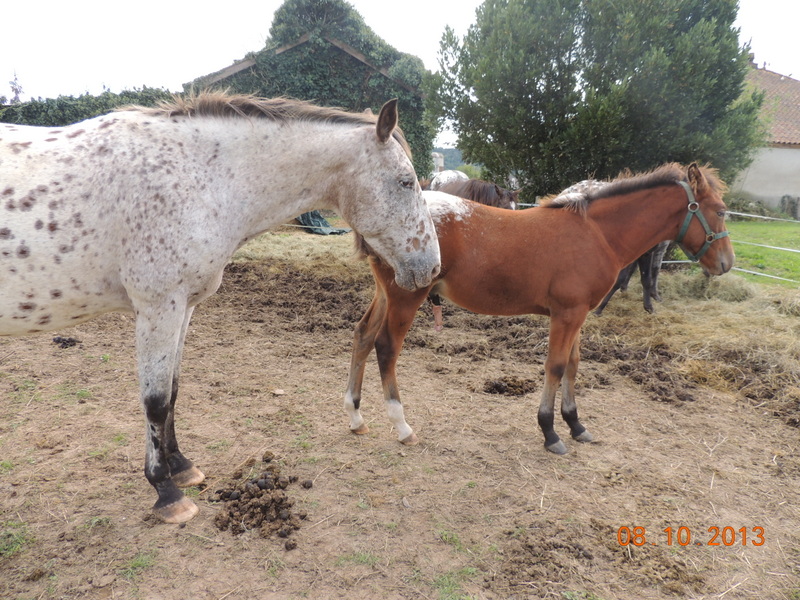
[422,192,620,315]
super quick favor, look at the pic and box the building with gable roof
[183,0,433,179]
[731,62,800,210]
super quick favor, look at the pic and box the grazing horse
[1,92,440,523]
[344,163,733,453]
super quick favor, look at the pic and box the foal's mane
[544,163,725,214]
[119,90,412,156]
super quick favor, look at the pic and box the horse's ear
[687,162,708,194]
[376,99,399,144]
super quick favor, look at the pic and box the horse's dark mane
[120,90,412,156]
[545,163,726,213]
[436,179,517,209]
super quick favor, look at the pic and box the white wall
[731,146,800,208]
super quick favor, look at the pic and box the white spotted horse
[0,92,440,523]
[345,163,733,452]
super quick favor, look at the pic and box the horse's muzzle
[394,256,441,291]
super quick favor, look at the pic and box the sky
[2,0,798,145]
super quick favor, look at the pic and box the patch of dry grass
[585,269,800,424]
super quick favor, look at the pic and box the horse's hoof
[172,466,205,487]
[573,430,593,443]
[351,423,370,435]
[154,497,199,524]
[399,432,419,446]
[545,440,568,455]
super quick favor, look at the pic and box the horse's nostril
[431,264,441,279]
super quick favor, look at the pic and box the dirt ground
[1,227,799,600]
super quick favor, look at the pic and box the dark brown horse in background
[345,163,733,453]
[594,241,671,315]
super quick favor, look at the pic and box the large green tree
[426,0,764,198]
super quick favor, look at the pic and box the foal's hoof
[351,423,370,435]
[573,430,594,443]
[172,466,206,488]
[399,432,419,446]
[154,497,199,524]
[545,440,568,455]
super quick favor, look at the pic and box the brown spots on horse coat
[2,187,14,196]
[50,289,63,299]
[9,141,32,153]
[34,220,44,230]
[0,227,13,239]
[66,129,85,139]
[16,244,30,258]
[37,315,52,326]
[19,196,36,211]
[18,302,36,312]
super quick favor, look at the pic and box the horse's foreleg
[135,303,198,524]
[164,306,204,488]
[375,289,428,445]
[538,313,586,454]
[560,332,592,443]
[345,295,386,435]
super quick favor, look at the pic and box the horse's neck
[589,187,685,268]
[198,119,352,235]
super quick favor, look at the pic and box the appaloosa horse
[1,92,440,522]
[344,163,733,453]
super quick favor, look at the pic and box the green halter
[674,180,729,262]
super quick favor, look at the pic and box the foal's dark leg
[374,287,429,444]
[560,333,592,443]
[345,294,386,435]
[538,312,586,454]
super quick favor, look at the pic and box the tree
[426,0,765,198]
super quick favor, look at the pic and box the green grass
[726,220,800,287]
[334,551,380,567]
[432,567,480,600]
[119,550,157,580]
[0,521,32,558]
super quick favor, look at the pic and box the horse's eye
[399,178,414,189]
[717,210,726,219]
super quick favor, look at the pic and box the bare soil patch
[1,228,799,600]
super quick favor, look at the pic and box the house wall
[731,146,800,208]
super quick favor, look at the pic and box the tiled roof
[746,65,800,146]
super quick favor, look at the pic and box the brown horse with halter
[345,163,734,454]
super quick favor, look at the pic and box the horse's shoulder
[422,190,475,223]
